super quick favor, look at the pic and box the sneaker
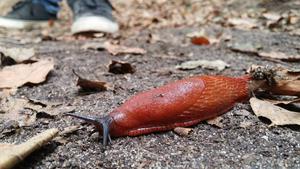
[0,0,58,29]
[67,0,119,34]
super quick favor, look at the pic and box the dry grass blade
[0,128,59,169]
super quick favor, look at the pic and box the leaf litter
[229,40,300,62]
[104,42,146,56]
[81,41,146,56]
[0,96,75,127]
[176,59,229,71]
[0,47,35,64]
[250,97,300,126]
[173,127,192,137]
[0,58,54,89]
[73,70,112,92]
[108,60,136,74]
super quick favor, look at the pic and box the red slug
[66,75,251,145]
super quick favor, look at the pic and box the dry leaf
[0,59,54,89]
[0,97,37,126]
[104,42,146,56]
[0,97,75,126]
[250,97,300,126]
[191,36,210,45]
[173,127,192,136]
[176,59,229,71]
[0,128,58,169]
[228,18,258,29]
[0,47,35,63]
[258,51,300,61]
[0,88,17,99]
[229,42,262,53]
[25,98,75,116]
[262,12,282,21]
[73,70,111,92]
[108,60,135,74]
[264,98,300,105]
[81,42,105,50]
[206,116,224,128]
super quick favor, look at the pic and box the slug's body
[66,75,250,145]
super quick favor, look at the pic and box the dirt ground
[0,0,300,169]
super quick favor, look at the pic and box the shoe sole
[71,16,119,34]
[0,17,49,29]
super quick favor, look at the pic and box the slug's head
[249,65,276,86]
[64,112,113,146]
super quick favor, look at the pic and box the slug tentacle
[64,113,113,146]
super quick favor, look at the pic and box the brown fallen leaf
[191,36,210,45]
[0,128,58,169]
[104,42,146,56]
[173,127,192,136]
[0,97,37,126]
[258,51,300,61]
[250,97,300,126]
[108,60,135,74]
[176,59,229,71]
[0,97,75,126]
[73,70,111,92]
[206,116,224,128]
[0,59,54,89]
[0,47,35,64]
